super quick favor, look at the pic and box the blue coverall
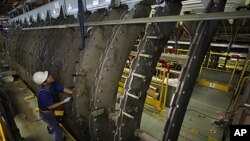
[37,83,64,141]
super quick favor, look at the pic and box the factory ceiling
[1,0,250,52]
[0,0,249,16]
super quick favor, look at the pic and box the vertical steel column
[78,0,85,50]
[163,0,227,141]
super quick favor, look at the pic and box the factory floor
[1,69,239,141]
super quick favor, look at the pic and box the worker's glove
[63,97,72,103]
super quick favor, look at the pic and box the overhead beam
[167,40,250,49]
[22,10,250,30]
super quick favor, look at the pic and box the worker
[33,71,73,141]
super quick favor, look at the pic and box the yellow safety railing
[164,48,189,55]
[176,49,189,55]
[232,76,249,113]
[0,118,6,141]
[146,65,169,112]
[232,60,250,112]
[234,60,250,97]
[198,52,242,92]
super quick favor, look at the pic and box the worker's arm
[48,97,71,110]
[48,101,65,110]
[63,88,73,94]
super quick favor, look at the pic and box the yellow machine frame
[0,117,7,141]
[145,66,169,111]
[232,60,250,112]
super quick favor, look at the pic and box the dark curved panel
[73,6,129,140]
[116,1,182,141]
[89,3,152,141]
[6,14,89,140]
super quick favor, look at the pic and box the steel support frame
[21,10,250,30]
[115,1,182,141]
[89,3,152,141]
[163,0,227,141]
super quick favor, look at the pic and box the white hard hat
[33,71,48,85]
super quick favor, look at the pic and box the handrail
[197,51,244,92]
[232,77,249,113]
[234,60,250,96]
[59,123,76,141]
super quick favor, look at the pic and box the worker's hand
[63,97,72,103]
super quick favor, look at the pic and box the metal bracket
[91,109,105,117]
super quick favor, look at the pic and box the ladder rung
[126,92,139,99]
[139,54,152,58]
[146,36,162,39]
[122,111,134,119]
[132,72,146,79]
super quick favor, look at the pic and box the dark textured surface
[5,5,150,139]
[115,1,182,140]
[89,3,153,140]
[6,14,84,140]
[6,15,80,91]
[0,85,22,141]
[73,6,130,140]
